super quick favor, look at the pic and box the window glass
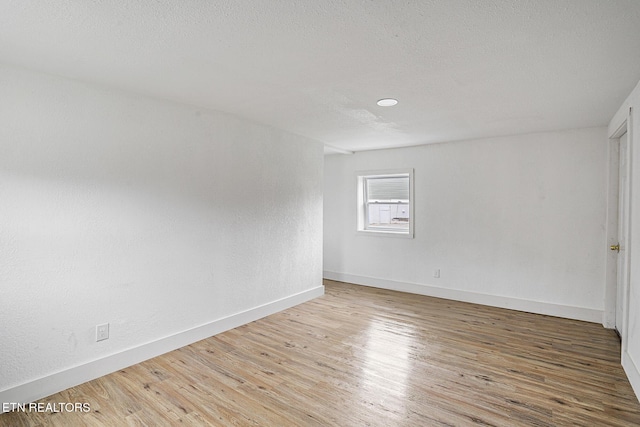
[365,177,410,231]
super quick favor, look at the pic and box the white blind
[366,176,409,202]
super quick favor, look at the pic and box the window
[357,169,414,237]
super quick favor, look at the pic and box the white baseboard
[623,351,640,403]
[0,286,324,410]
[323,271,602,323]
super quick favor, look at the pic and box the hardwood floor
[2,279,639,426]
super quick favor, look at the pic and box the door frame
[604,116,631,340]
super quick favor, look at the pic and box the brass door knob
[611,244,620,252]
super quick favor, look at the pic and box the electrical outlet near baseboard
[434,269,440,278]
[96,323,109,342]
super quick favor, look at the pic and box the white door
[616,131,629,336]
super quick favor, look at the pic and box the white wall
[609,78,640,400]
[0,63,324,405]
[324,128,608,322]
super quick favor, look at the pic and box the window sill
[357,229,414,239]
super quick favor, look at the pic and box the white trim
[356,168,413,178]
[603,135,621,328]
[623,351,640,403]
[622,351,640,400]
[611,117,630,139]
[625,106,640,402]
[323,271,602,323]
[356,229,414,239]
[0,286,324,410]
[622,107,634,356]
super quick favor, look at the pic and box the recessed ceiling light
[377,98,398,107]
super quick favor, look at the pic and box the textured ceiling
[1,1,639,153]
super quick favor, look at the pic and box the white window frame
[356,168,414,238]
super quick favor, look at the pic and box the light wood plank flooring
[2,279,639,426]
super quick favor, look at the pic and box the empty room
[2,1,640,426]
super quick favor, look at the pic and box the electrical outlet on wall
[96,323,109,342]
[434,269,440,278]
